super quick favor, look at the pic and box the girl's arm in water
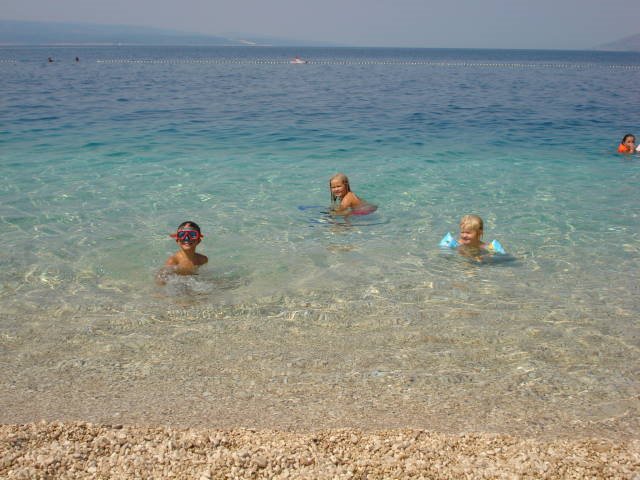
[331,192,362,215]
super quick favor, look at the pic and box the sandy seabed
[1,421,638,479]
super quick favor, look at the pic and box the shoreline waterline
[1,421,638,479]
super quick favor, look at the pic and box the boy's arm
[157,255,178,285]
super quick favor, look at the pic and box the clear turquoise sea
[1,46,639,437]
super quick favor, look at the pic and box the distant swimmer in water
[617,133,638,153]
[157,221,208,284]
[75,56,80,62]
[329,173,377,216]
[48,57,54,63]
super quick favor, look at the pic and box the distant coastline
[596,32,640,51]
[0,19,638,51]
[0,19,337,47]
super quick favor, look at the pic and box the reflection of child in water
[157,221,208,284]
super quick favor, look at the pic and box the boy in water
[158,221,208,283]
[458,214,485,249]
[440,214,506,261]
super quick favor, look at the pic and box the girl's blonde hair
[460,214,483,233]
[329,172,351,204]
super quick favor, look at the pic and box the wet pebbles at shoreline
[2,421,638,479]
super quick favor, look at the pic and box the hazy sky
[3,0,639,49]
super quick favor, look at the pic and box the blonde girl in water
[329,173,362,214]
[329,173,377,216]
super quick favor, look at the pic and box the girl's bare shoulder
[342,191,362,208]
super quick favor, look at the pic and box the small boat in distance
[290,56,308,64]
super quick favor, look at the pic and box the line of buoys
[91,59,640,69]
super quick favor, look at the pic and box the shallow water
[1,46,639,437]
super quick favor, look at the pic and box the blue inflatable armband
[487,239,506,255]
[440,233,507,255]
[439,232,459,248]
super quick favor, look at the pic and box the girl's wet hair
[177,221,201,232]
[622,133,635,143]
[329,172,351,204]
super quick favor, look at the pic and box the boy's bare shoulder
[165,253,180,266]
[195,253,208,265]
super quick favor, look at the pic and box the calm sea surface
[1,46,639,437]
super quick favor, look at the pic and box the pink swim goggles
[171,229,202,243]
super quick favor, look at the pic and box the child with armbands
[157,221,208,284]
[617,134,639,154]
[440,214,506,259]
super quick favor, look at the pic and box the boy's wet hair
[460,214,483,232]
[177,221,201,232]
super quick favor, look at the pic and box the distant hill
[597,32,640,51]
[221,32,340,47]
[0,19,332,46]
[0,20,237,45]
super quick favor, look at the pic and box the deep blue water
[0,46,639,435]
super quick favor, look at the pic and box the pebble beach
[1,421,639,478]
